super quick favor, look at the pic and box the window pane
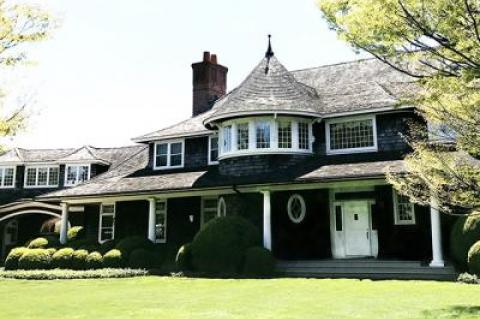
[278,122,292,149]
[156,143,168,155]
[26,168,37,186]
[237,123,249,150]
[170,142,182,155]
[103,205,115,215]
[330,119,374,150]
[256,121,270,149]
[78,166,89,183]
[3,168,14,186]
[48,167,59,186]
[223,126,232,152]
[210,137,218,162]
[298,122,310,150]
[37,168,48,186]
[66,166,77,185]
[156,155,168,167]
[170,154,182,167]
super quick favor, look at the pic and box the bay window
[154,140,184,169]
[25,166,59,188]
[0,167,15,188]
[65,164,90,186]
[326,116,377,154]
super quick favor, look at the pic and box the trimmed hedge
[175,243,192,272]
[52,248,74,269]
[67,226,85,241]
[86,252,103,270]
[129,249,154,269]
[72,250,89,270]
[0,268,148,280]
[18,249,52,270]
[103,249,124,268]
[191,216,261,275]
[450,213,480,268]
[115,236,154,258]
[468,241,480,276]
[4,247,29,270]
[243,246,275,277]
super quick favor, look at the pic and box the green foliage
[191,216,261,275]
[175,243,192,272]
[99,240,116,255]
[27,237,49,249]
[85,252,103,270]
[115,236,154,258]
[71,250,89,270]
[468,241,480,276]
[128,249,154,269]
[4,247,28,270]
[0,268,148,280]
[450,213,480,269]
[17,249,52,270]
[103,249,124,268]
[51,248,74,269]
[67,226,85,241]
[457,272,480,285]
[242,247,275,277]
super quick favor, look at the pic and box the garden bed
[0,268,148,280]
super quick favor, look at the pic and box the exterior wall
[219,155,310,177]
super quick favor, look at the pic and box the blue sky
[8,0,368,148]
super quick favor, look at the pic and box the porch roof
[38,158,406,200]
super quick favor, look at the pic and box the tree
[0,0,54,151]
[317,0,480,214]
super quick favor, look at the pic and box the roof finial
[265,34,274,58]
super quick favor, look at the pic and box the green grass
[0,277,479,319]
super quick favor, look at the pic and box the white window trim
[153,139,185,170]
[24,165,60,189]
[325,115,378,155]
[98,202,116,244]
[0,166,16,189]
[287,194,306,224]
[208,135,219,165]
[155,199,167,243]
[217,197,227,217]
[393,190,416,225]
[201,196,219,228]
[64,164,91,187]
[218,116,314,160]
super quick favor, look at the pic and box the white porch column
[59,203,69,245]
[429,197,445,267]
[148,198,156,243]
[262,190,272,251]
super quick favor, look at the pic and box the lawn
[0,277,479,319]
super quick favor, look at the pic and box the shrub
[103,249,124,268]
[129,249,154,269]
[4,247,29,270]
[86,252,103,269]
[67,226,85,241]
[175,243,192,271]
[18,249,52,270]
[468,241,480,276]
[99,240,116,255]
[191,216,261,275]
[52,248,74,269]
[27,236,60,249]
[0,268,148,280]
[458,272,480,284]
[72,250,89,270]
[450,212,480,269]
[243,246,275,277]
[115,236,154,258]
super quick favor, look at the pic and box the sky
[5,0,368,149]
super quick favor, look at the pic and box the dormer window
[154,140,184,170]
[65,164,90,186]
[326,116,377,155]
[25,166,59,188]
[0,167,15,188]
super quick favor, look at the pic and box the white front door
[344,201,372,257]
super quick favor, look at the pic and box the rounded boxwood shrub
[18,249,52,270]
[175,243,192,271]
[67,226,85,241]
[27,237,49,249]
[129,248,154,269]
[52,248,74,269]
[103,249,124,268]
[86,252,103,269]
[4,247,29,270]
[243,246,275,277]
[115,236,154,258]
[450,212,480,268]
[468,241,480,275]
[191,216,261,275]
[72,249,89,270]
[99,240,116,255]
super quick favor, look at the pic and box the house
[0,40,455,277]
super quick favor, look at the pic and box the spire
[265,34,274,58]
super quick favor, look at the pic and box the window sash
[208,136,219,164]
[0,167,15,188]
[201,197,219,228]
[24,166,59,188]
[256,121,271,149]
[99,204,115,243]
[222,126,232,153]
[154,141,184,169]
[393,191,416,225]
[155,200,167,243]
[237,123,249,150]
[328,118,376,152]
[278,122,292,149]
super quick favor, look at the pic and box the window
[65,165,90,186]
[208,136,219,165]
[154,140,184,169]
[393,190,416,225]
[222,125,232,153]
[201,197,219,227]
[155,200,167,243]
[327,116,377,154]
[0,167,15,188]
[278,121,292,149]
[237,123,249,150]
[99,203,115,243]
[218,197,227,217]
[287,194,306,223]
[256,121,271,149]
[24,166,59,188]
[298,122,310,150]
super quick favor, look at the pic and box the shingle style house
[0,41,453,276]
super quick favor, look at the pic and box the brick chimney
[191,51,228,116]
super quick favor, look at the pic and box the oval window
[287,194,306,223]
